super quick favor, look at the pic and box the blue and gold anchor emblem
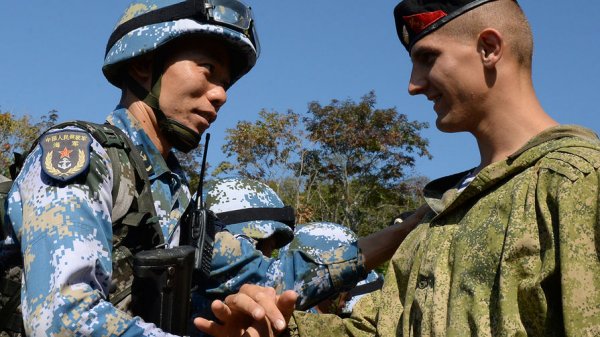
[40,130,92,182]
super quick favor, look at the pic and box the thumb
[276,290,298,329]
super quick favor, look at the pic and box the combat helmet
[280,222,358,260]
[102,0,260,153]
[205,177,295,250]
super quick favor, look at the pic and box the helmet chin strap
[124,57,201,154]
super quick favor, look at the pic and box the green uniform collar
[424,125,600,219]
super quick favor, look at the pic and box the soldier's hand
[194,284,298,337]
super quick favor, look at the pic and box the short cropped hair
[439,0,533,69]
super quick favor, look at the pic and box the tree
[0,109,58,178]
[216,91,431,235]
[213,109,303,195]
[176,146,205,195]
[302,91,430,232]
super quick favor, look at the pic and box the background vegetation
[206,91,431,237]
[2,91,431,240]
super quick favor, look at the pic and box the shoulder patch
[40,130,92,182]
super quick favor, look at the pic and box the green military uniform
[288,125,600,336]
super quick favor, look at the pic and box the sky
[1,1,599,181]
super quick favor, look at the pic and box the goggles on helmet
[105,0,260,58]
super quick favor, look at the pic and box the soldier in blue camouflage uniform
[3,0,261,336]
[199,178,367,314]
[195,181,426,336]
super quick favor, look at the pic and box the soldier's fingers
[193,316,225,337]
[224,291,267,321]
[210,299,234,323]
[237,285,289,331]
[194,300,248,337]
[228,284,290,331]
[238,283,277,299]
[275,290,298,330]
[243,321,275,337]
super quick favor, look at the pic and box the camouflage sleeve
[288,241,409,337]
[287,289,380,337]
[537,154,600,335]
[273,238,367,310]
[207,231,366,309]
[7,137,177,337]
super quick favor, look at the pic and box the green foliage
[301,91,431,233]
[0,109,58,178]
[213,109,302,182]
[215,91,431,237]
[177,146,205,195]
[305,91,430,186]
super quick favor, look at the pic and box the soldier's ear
[477,28,503,69]
[128,55,153,89]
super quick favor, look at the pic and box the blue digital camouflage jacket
[6,107,367,337]
[6,108,189,337]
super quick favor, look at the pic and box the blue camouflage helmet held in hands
[280,222,358,259]
[204,177,295,249]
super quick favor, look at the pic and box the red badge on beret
[395,0,499,51]
[402,10,447,34]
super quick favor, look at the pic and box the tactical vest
[0,121,163,336]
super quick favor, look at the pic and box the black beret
[394,0,499,52]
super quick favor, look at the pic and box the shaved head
[438,0,533,69]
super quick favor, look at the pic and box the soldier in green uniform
[202,0,600,336]
[1,1,277,336]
